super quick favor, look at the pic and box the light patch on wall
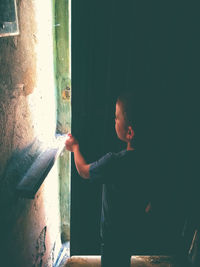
[28,0,57,145]
[24,1,62,262]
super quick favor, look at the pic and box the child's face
[115,102,128,142]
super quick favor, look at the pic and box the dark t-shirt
[89,150,150,246]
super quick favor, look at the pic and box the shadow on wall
[0,139,48,266]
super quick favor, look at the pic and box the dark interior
[71,0,199,261]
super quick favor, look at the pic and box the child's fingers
[65,141,72,151]
[65,133,72,143]
[65,139,69,145]
[65,138,72,147]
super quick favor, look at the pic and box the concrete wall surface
[0,0,62,266]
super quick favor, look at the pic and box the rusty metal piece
[62,87,71,101]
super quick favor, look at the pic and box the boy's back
[89,149,151,253]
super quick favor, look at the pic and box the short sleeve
[89,152,115,184]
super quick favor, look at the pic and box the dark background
[71,0,199,256]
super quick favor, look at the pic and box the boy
[65,91,150,267]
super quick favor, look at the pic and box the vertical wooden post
[53,0,71,242]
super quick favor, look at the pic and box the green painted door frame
[53,0,71,242]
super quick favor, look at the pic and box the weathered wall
[0,0,61,266]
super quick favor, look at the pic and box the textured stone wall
[0,0,61,266]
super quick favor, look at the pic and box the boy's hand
[65,133,90,178]
[65,133,79,152]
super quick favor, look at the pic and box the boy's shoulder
[92,150,135,169]
[114,149,135,159]
[109,150,136,168]
[91,150,135,168]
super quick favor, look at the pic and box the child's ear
[127,126,134,140]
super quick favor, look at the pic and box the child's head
[115,91,136,149]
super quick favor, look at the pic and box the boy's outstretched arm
[65,134,90,179]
